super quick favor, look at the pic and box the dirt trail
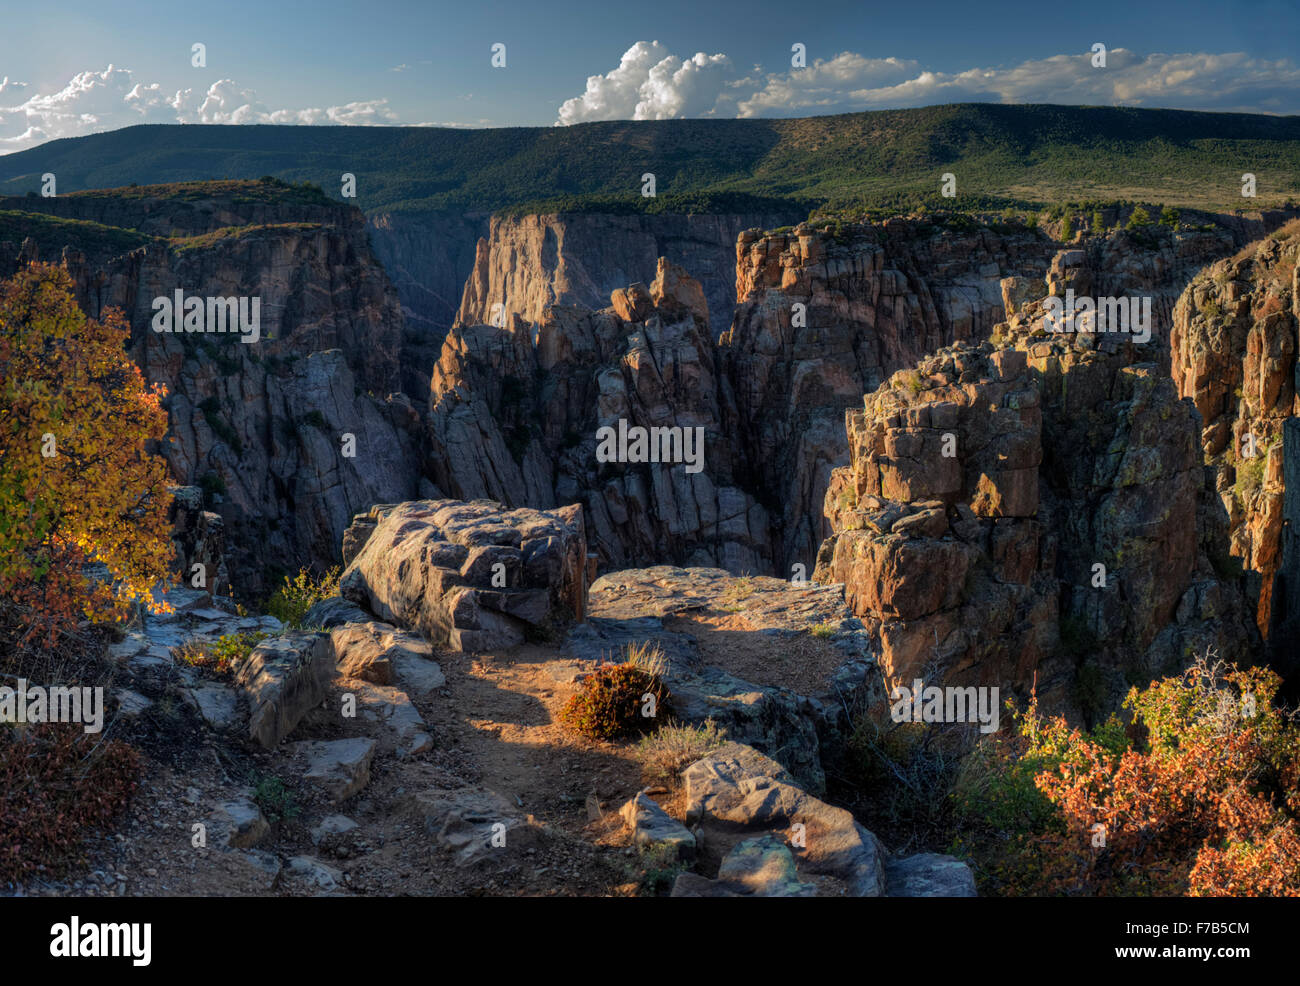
[22,638,657,898]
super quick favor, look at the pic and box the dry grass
[635,720,727,788]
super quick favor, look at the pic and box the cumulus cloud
[0,64,398,153]
[557,40,733,124]
[557,43,1300,123]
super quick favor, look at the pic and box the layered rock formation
[454,211,801,339]
[814,257,1258,712]
[1171,221,1300,645]
[430,259,772,572]
[722,220,1057,574]
[339,499,589,651]
[0,184,426,594]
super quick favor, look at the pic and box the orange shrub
[976,656,1300,896]
[560,662,669,741]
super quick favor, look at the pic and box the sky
[1,0,1298,154]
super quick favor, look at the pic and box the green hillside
[0,103,1297,216]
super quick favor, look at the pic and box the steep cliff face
[430,259,771,572]
[454,211,802,337]
[432,215,1256,587]
[723,220,1057,575]
[1170,221,1300,640]
[813,260,1258,714]
[365,211,487,395]
[0,184,426,595]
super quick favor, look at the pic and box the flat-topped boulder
[340,499,588,652]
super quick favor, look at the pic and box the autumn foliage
[0,723,140,883]
[0,263,173,647]
[960,655,1300,896]
[560,662,669,741]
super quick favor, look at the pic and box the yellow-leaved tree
[0,262,173,647]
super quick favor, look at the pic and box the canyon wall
[365,211,486,396]
[723,220,1056,575]
[1,187,427,595]
[430,216,1262,583]
[453,211,802,336]
[429,259,772,572]
[1170,221,1300,644]
[814,258,1259,712]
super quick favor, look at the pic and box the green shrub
[177,630,267,673]
[1234,455,1266,502]
[265,566,340,628]
[1126,206,1152,230]
[251,774,299,822]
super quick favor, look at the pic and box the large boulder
[681,742,886,896]
[885,852,978,897]
[234,632,334,748]
[340,499,588,651]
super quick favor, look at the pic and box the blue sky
[1,0,1297,152]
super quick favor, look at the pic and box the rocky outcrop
[670,740,973,897]
[431,259,772,572]
[1171,221,1300,644]
[1,184,426,595]
[722,219,1057,576]
[568,565,882,795]
[620,792,696,861]
[814,255,1258,713]
[454,211,801,340]
[339,499,589,651]
[168,484,229,598]
[235,631,335,749]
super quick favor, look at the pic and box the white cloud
[557,43,1300,123]
[0,65,399,153]
[557,40,733,125]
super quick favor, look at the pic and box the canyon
[4,183,1296,705]
[6,168,1300,899]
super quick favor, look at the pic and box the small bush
[622,640,669,678]
[0,724,139,883]
[251,774,299,823]
[266,566,339,628]
[632,842,686,896]
[637,720,726,786]
[178,630,267,673]
[810,621,836,640]
[560,661,669,741]
[1234,455,1266,503]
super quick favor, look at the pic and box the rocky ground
[7,541,967,898]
